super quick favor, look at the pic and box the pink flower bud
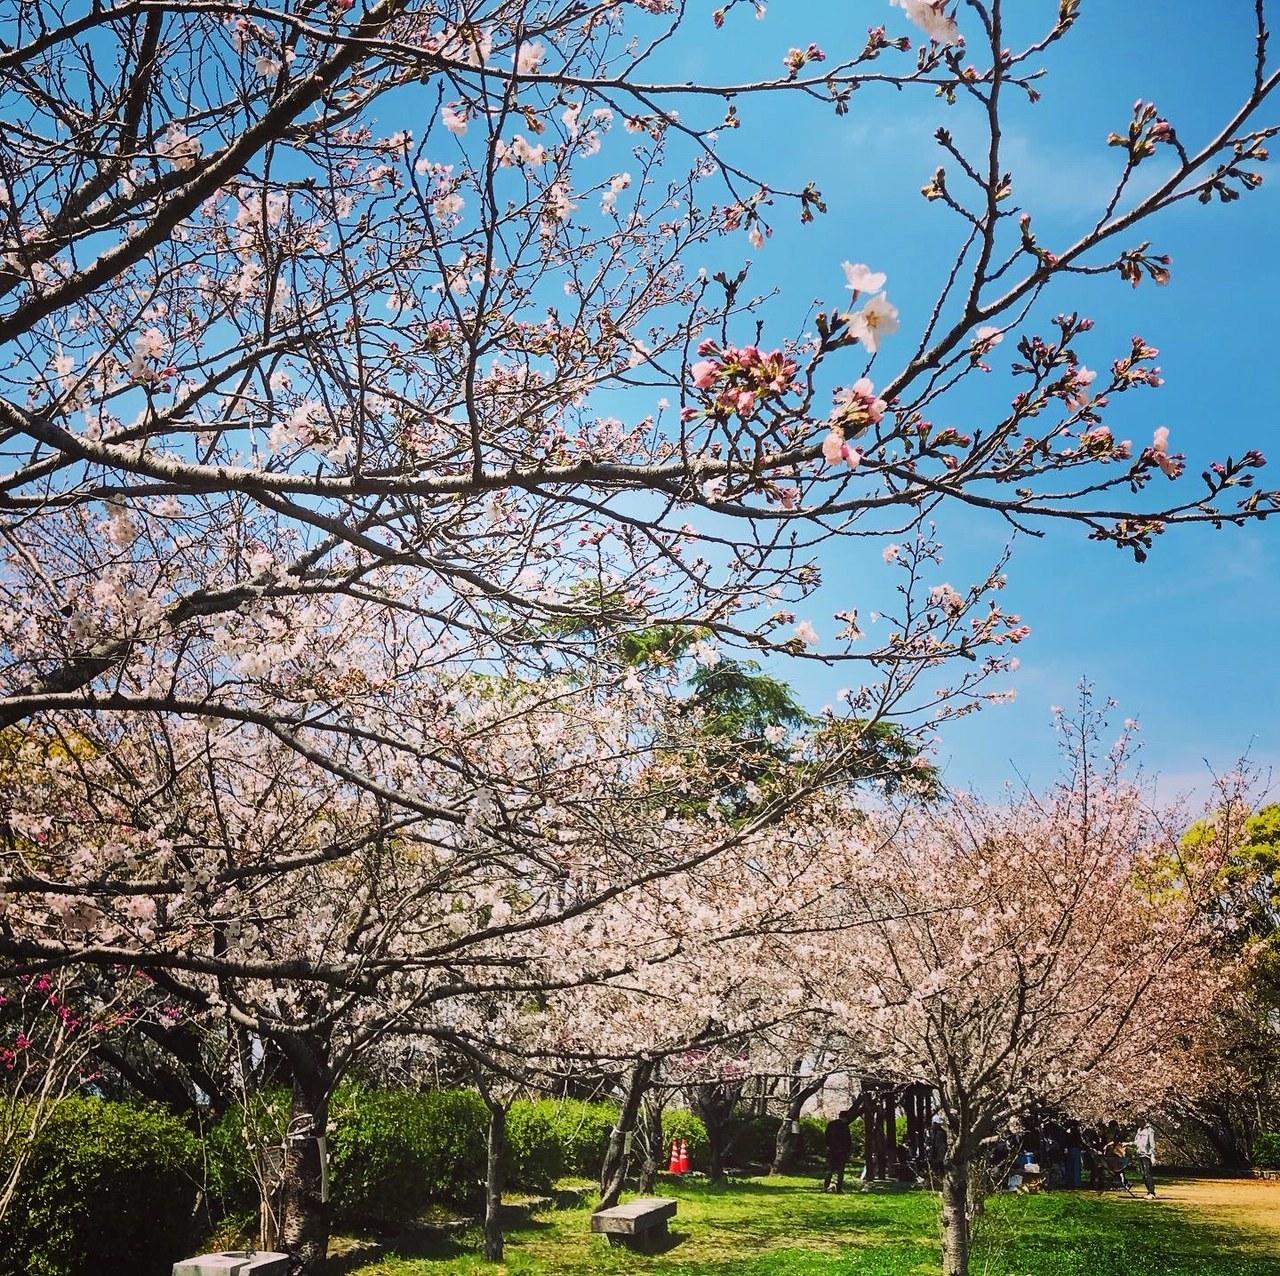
[691,359,719,390]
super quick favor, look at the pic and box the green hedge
[1255,1131,1280,1169]
[206,1089,620,1224]
[799,1115,829,1161]
[0,1098,202,1276]
[329,1088,488,1222]
[731,1113,782,1165]
[506,1098,618,1188]
[656,1111,830,1171]
[661,1108,709,1170]
[201,1089,290,1216]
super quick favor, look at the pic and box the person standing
[823,1109,853,1193]
[1135,1119,1157,1199]
[1064,1120,1084,1190]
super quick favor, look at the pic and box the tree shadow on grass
[322,1215,558,1274]
[623,1227,689,1256]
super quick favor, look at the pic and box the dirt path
[1154,1176,1280,1249]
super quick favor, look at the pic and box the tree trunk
[772,1111,799,1175]
[1194,1108,1253,1170]
[690,1079,743,1183]
[940,1160,971,1276]
[278,1037,332,1276]
[707,1122,726,1181]
[772,1067,826,1174]
[599,1058,655,1210]
[638,1092,664,1195]
[484,1103,506,1262]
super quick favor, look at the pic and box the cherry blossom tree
[798,698,1237,1276]
[0,639,899,1265]
[1165,800,1280,1167]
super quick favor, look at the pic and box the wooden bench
[590,1197,678,1252]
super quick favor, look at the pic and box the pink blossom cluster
[822,377,887,469]
[1111,336,1164,388]
[687,340,799,420]
[1077,427,1133,462]
[890,0,961,46]
[1144,425,1182,479]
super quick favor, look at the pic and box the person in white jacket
[1134,1120,1157,1199]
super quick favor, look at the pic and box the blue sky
[661,2,1280,797]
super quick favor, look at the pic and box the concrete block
[173,1252,289,1276]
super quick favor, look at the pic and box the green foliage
[206,1090,619,1226]
[686,660,813,739]
[0,1098,201,1276]
[810,717,938,799]
[1183,803,1280,949]
[201,1107,258,1216]
[735,1114,782,1165]
[617,624,707,669]
[505,1100,566,1191]
[798,1116,829,1161]
[505,1099,620,1188]
[1254,1131,1280,1168]
[200,1089,291,1216]
[1234,805,1280,943]
[661,1108,709,1170]
[672,660,812,816]
[663,658,934,818]
[329,1089,488,1222]
[532,584,646,645]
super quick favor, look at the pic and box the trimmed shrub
[661,1108,709,1171]
[552,1100,618,1179]
[328,1088,487,1222]
[799,1115,829,1162]
[730,1113,783,1166]
[1255,1131,1280,1169]
[506,1098,617,1186]
[204,1089,617,1227]
[0,1097,201,1276]
[505,1099,565,1190]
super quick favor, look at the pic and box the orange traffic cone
[668,1138,681,1174]
[677,1138,689,1174]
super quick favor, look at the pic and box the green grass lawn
[323,1174,1280,1276]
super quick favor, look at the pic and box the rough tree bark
[277,1034,333,1276]
[638,1090,665,1194]
[771,1065,827,1175]
[690,1079,744,1182]
[940,1158,971,1276]
[598,1057,655,1209]
[484,1101,507,1262]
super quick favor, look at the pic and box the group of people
[820,1109,1159,1201]
[1091,1119,1159,1198]
[1017,1117,1158,1198]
